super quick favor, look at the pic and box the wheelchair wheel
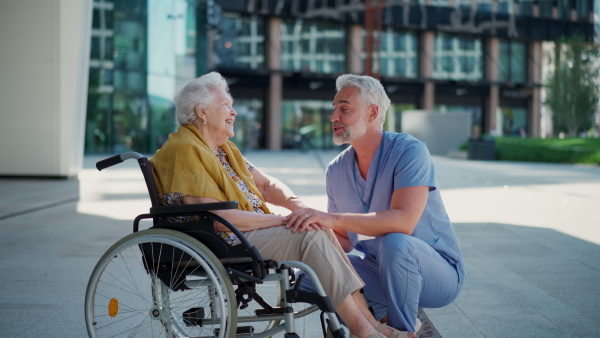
[85,229,237,338]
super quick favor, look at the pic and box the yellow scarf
[150,124,271,214]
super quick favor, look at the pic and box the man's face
[331,86,368,145]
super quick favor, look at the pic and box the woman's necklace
[352,132,385,213]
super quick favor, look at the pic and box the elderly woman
[149,72,386,338]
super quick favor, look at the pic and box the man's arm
[285,185,429,236]
[333,228,354,253]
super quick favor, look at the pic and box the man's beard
[332,115,368,145]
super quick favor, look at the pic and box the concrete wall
[401,111,471,156]
[0,0,92,177]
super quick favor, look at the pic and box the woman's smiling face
[204,88,237,143]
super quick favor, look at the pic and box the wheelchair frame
[84,152,346,338]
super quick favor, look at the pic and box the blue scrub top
[326,132,465,283]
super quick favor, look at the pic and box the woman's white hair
[335,74,391,126]
[174,72,231,126]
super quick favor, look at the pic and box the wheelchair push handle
[96,152,145,171]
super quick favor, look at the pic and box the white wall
[402,110,472,156]
[0,0,92,177]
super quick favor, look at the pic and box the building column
[528,41,543,137]
[266,17,282,150]
[485,37,500,135]
[347,24,363,74]
[0,0,92,177]
[420,31,435,110]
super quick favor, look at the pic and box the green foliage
[544,35,600,137]
[495,137,600,164]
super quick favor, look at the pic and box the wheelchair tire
[85,229,237,338]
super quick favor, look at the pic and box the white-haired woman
[150,72,386,338]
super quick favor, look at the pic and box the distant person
[286,74,466,338]
[150,72,388,338]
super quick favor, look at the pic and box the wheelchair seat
[84,152,346,338]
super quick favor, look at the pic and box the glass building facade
[433,33,483,81]
[368,29,419,79]
[84,0,597,153]
[213,13,265,70]
[281,19,346,74]
[499,40,527,84]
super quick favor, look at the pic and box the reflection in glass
[365,29,418,78]
[500,107,528,136]
[496,0,513,14]
[213,13,264,70]
[434,33,483,81]
[147,0,197,151]
[539,0,553,18]
[86,0,200,154]
[499,40,526,84]
[476,0,493,12]
[281,19,345,74]
[558,0,571,19]
[519,0,533,16]
[281,100,339,150]
[231,99,264,151]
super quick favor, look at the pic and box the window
[476,0,493,12]
[281,100,339,150]
[213,14,265,70]
[519,0,534,16]
[281,19,346,74]
[231,99,264,150]
[558,0,571,19]
[577,0,591,21]
[434,33,483,81]
[497,0,514,14]
[539,0,554,18]
[366,29,418,78]
[500,106,528,135]
[499,40,527,84]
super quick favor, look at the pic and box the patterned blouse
[160,148,264,245]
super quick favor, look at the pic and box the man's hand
[284,208,331,232]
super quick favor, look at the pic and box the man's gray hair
[336,74,391,126]
[174,72,231,126]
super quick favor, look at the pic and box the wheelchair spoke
[85,229,237,338]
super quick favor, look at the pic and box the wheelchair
[84,152,346,338]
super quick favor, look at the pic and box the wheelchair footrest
[183,307,205,326]
[255,307,285,316]
[214,326,254,335]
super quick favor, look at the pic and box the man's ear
[367,104,379,122]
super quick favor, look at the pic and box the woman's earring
[203,121,207,125]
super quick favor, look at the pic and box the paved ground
[0,150,599,337]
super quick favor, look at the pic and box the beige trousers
[243,226,364,308]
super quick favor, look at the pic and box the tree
[544,35,600,137]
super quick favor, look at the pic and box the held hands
[284,208,332,233]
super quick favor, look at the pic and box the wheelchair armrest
[138,207,269,280]
[150,201,238,215]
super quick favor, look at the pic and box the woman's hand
[284,208,333,233]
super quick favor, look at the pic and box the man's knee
[380,233,417,258]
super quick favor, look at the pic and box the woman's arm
[250,166,308,212]
[182,195,285,232]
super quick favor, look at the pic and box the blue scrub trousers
[297,233,463,332]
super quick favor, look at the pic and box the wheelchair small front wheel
[85,229,237,338]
